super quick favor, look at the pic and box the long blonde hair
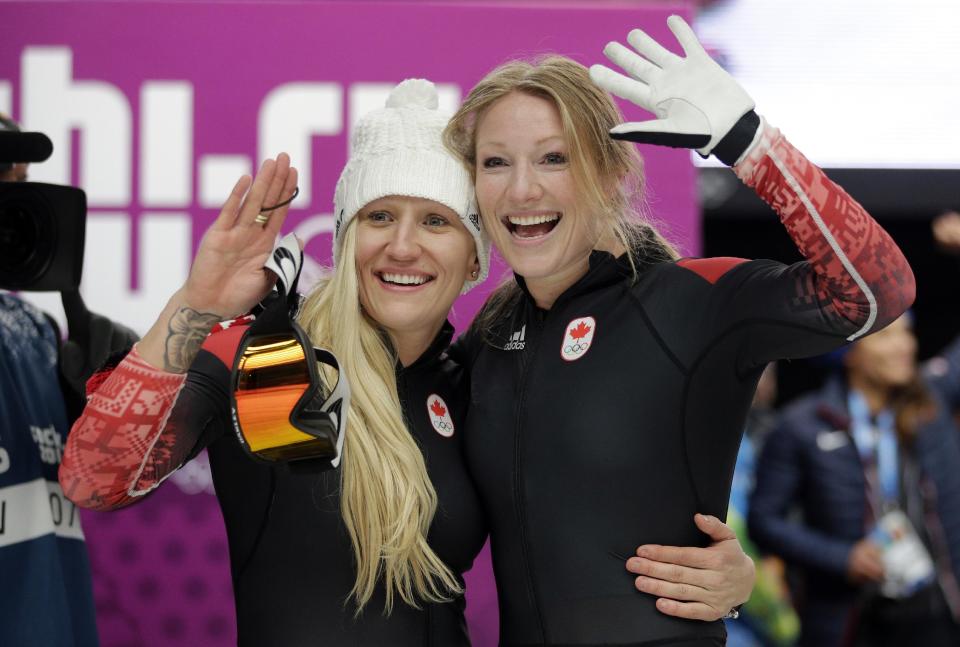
[297,220,461,614]
[443,56,679,328]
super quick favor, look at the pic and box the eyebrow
[477,135,567,149]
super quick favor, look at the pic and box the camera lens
[0,203,39,267]
[0,185,56,288]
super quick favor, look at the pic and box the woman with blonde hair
[60,80,490,645]
[444,16,915,645]
[60,78,758,644]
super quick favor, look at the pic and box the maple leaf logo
[430,400,447,418]
[569,321,591,340]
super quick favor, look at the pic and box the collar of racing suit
[394,319,456,377]
[513,247,663,313]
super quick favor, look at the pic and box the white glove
[589,15,755,159]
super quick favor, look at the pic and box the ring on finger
[254,213,270,226]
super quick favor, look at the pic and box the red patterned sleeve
[732,118,915,340]
[59,316,252,510]
[59,347,193,510]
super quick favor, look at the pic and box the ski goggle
[229,235,350,466]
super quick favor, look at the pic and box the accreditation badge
[870,509,935,598]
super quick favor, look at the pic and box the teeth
[381,273,429,285]
[507,213,559,226]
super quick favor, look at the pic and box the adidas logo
[503,324,526,351]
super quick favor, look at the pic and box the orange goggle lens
[234,334,327,460]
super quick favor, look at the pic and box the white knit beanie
[332,79,489,293]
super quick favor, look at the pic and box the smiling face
[474,92,600,302]
[355,195,478,349]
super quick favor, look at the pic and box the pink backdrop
[1,1,696,645]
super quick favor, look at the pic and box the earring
[471,269,479,278]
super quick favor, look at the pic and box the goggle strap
[263,232,303,306]
[311,347,350,468]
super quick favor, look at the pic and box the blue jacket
[0,295,99,647]
[748,339,960,646]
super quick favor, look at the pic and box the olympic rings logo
[561,315,596,362]
[427,394,455,437]
[431,417,455,437]
[563,342,590,354]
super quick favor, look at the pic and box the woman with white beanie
[60,79,490,645]
[60,76,748,645]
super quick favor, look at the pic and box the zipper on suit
[513,311,547,641]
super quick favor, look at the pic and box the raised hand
[183,153,299,318]
[589,15,755,160]
[136,154,298,372]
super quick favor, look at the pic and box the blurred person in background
[925,211,960,422]
[0,115,29,182]
[726,364,801,647]
[749,213,960,647]
[0,113,136,646]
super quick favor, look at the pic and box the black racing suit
[62,321,487,646]
[452,119,915,646]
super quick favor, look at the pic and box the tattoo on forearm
[163,307,222,373]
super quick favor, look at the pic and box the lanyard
[848,390,899,509]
